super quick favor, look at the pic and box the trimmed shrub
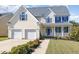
[8,40,41,54]
[33,40,40,48]
[27,40,41,48]
[10,45,28,54]
[27,41,35,48]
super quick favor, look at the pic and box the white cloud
[0,5,19,13]
[7,5,20,13]
[70,16,79,22]
[0,5,32,13]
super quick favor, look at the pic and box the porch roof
[39,23,72,28]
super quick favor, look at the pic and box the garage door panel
[12,30,22,39]
[27,32,37,39]
[25,29,37,39]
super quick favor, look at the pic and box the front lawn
[46,40,79,54]
[0,36,8,41]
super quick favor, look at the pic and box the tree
[69,21,79,41]
[70,21,79,26]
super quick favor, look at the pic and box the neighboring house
[8,5,72,39]
[0,13,13,36]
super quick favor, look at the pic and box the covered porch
[39,23,72,37]
[40,23,55,37]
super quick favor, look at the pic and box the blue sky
[68,5,79,22]
[68,5,79,16]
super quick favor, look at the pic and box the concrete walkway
[32,40,50,54]
[0,39,30,53]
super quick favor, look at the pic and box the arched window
[20,12,27,21]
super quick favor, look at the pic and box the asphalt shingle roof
[27,7,51,17]
[27,6,70,17]
[50,6,70,16]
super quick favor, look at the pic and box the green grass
[0,36,8,41]
[46,39,79,54]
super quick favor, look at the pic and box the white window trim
[20,12,27,21]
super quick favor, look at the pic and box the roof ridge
[27,5,67,8]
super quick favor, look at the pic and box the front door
[46,28,52,36]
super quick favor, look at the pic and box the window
[46,17,52,23]
[62,16,68,22]
[55,27,61,33]
[64,27,68,33]
[20,12,27,21]
[55,16,61,23]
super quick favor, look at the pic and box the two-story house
[8,5,72,40]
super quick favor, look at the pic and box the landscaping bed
[2,40,41,54]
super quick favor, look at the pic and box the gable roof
[8,5,39,28]
[27,6,70,17]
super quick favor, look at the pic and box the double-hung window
[63,27,68,33]
[55,27,61,33]
[46,17,52,23]
[55,16,61,23]
[20,12,27,21]
[62,16,68,22]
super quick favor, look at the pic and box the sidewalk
[32,40,50,54]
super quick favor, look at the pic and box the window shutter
[26,14,27,20]
[20,14,22,20]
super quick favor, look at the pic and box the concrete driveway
[0,39,30,53]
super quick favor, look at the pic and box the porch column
[8,26,12,39]
[22,29,25,39]
[61,26,64,37]
[69,26,71,33]
[36,29,40,39]
[8,29,12,39]
[54,27,56,37]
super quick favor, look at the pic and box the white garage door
[27,32,37,39]
[13,30,22,39]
